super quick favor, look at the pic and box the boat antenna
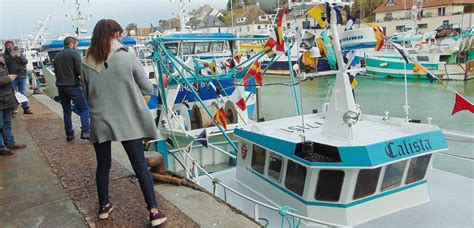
[403,56,410,121]
[64,0,92,38]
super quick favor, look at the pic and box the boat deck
[196,166,473,227]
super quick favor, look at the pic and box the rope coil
[278,206,302,228]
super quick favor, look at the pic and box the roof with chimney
[373,0,474,13]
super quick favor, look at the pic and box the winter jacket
[0,62,18,110]
[53,47,82,86]
[3,51,28,78]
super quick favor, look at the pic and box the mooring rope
[278,206,302,228]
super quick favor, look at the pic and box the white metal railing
[176,146,343,227]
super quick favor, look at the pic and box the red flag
[214,107,227,130]
[452,93,474,115]
[263,37,277,58]
[243,60,262,86]
[230,88,247,111]
[275,7,288,53]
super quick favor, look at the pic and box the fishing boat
[147,33,266,174]
[157,1,473,227]
[355,1,474,81]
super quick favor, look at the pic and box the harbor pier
[0,95,259,227]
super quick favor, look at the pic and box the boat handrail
[176,145,344,227]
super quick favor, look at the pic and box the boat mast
[64,0,92,38]
[321,3,358,141]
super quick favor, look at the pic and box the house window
[257,25,261,30]
[251,144,266,174]
[285,160,307,196]
[418,23,428,29]
[443,20,449,25]
[237,17,246,23]
[268,153,283,182]
[353,168,381,200]
[381,161,407,191]
[438,7,446,16]
[405,154,432,184]
[385,12,392,19]
[396,25,405,32]
[315,170,345,202]
[386,0,396,6]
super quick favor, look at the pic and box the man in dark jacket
[0,53,27,156]
[3,41,33,114]
[53,37,90,142]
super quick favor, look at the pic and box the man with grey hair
[53,36,90,142]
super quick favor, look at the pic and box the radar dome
[129,30,136,36]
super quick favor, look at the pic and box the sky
[0,0,228,39]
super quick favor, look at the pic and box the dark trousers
[93,139,158,209]
[58,86,89,137]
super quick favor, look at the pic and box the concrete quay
[0,94,259,228]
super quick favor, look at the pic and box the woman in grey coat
[81,19,166,226]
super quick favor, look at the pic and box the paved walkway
[1,95,259,228]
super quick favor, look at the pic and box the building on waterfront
[373,0,474,36]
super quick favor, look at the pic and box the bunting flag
[307,5,328,28]
[243,60,263,86]
[184,142,193,154]
[345,14,357,31]
[196,129,208,148]
[229,87,247,111]
[263,37,277,58]
[392,43,410,63]
[452,93,474,115]
[274,7,288,53]
[412,60,436,83]
[325,2,343,25]
[214,107,227,130]
[367,23,385,51]
[350,75,358,89]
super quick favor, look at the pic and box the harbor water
[259,76,474,178]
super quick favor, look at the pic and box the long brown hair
[86,19,123,63]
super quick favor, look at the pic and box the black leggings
[93,139,158,209]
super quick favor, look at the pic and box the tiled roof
[373,0,474,13]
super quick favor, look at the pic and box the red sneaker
[98,203,114,220]
[150,210,167,226]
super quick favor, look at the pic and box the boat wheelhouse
[234,113,447,226]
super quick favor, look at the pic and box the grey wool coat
[81,47,159,144]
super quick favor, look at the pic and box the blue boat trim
[250,169,428,208]
[235,128,447,167]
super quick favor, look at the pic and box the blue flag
[196,129,208,148]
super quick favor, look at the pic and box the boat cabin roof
[235,113,447,168]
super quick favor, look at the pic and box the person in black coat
[0,53,27,156]
[3,41,33,114]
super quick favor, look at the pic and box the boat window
[405,154,432,184]
[182,42,194,55]
[315,170,345,202]
[164,43,178,55]
[294,141,341,162]
[417,56,429,62]
[268,153,283,182]
[439,55,450,62]
[194,42,210,54]
[353,168,381,200]
[210,42,224,52]
[381,160,407,191]
[251,144,266,174]
[285,160,307,196]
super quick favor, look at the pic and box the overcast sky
[0,0,228,39]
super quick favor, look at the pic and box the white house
[373,0,474,36]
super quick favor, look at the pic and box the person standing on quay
[81,19,167,226]
[53,36,90,142]
[0,53,27,156]
[3,41,33,115]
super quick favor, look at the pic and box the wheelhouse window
[285,160,307,196]
[417,56,429,62]
[210,42,224,52]
[182,42,194,55]
[268,153,283,182]
[353,168,381,200]
[194,42,210,54]
[439,55,450,62]
[315,170,345,202]
[164,43,178,55]
[251,144,266,174]
[405,154,432,184]
[381,161,407,191]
